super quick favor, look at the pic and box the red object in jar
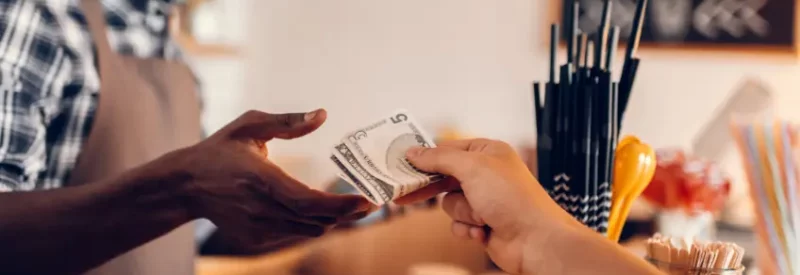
[642,148,731,213]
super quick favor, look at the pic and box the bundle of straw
[730,121,799,275]
[534,0,648,235]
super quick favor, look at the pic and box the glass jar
[656,210,716,241]
[647,258,744,275]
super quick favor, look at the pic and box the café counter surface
[196,208,489,275]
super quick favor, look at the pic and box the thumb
[405,146,477,180]
[229,109,327,141]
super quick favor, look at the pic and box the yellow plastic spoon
[617,135,640,151]
[608,141,641,240]
[608,140,656,242]
[611,142,656,242]
[609,135,642,206]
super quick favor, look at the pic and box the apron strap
[80,0,116,79]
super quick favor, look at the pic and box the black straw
[605,27,621,74]
[533,82,543,131]
[577,34,588,68]
[624,0,648,62]
[594,0,613,71]
[618,58,639,125]
[619,0,647,125]
[533,0,645,234]
[569,1,580,63]
[584,40,593,69]
[550,24,559,83]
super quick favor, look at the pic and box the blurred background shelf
[173,32,239,57]
[548,0,800,57]
[171,0,241,58]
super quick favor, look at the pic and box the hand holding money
[396,139,661,275]
[330,110,442,205]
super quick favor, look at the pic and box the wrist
[519,219,574,274]
[521,220,659,275]
[517,199,589,274]
[125,148,197,223]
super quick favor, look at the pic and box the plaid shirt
[0,0,187,191]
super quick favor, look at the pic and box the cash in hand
[330,110,442,205]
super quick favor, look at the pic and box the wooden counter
[197,208,489,275]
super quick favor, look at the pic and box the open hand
[171,109,373,251]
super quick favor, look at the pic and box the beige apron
[68,0,202,274]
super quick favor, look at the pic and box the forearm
[524,224,662,275]
[0,152,193,274]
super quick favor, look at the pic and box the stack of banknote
[330,110,442,205]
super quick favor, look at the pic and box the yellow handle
[607,137,656,242]
[617,135,640,153]
[610,135,642,200]
[608,141,639,239]
[610,143,656,242]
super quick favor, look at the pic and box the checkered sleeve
[0,0,68,191]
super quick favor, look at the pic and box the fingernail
[304,109,320,121]
[406,146,425,158]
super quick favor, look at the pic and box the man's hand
[170,109,373,251]
[395,139,582,274]
[0,109,375,274]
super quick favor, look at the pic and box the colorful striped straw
[762,122,797,272]
[731,120,799,274]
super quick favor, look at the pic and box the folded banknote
[330,110,442,205]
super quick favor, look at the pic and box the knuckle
[470,138,494,152]
[472,138,493,147]
[242,110,265,121]
[276,113,292,127]
[276,113,306,128]
[495,140,514,152]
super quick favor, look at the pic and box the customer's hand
[396,139,582,274]
[166,109,373,251]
